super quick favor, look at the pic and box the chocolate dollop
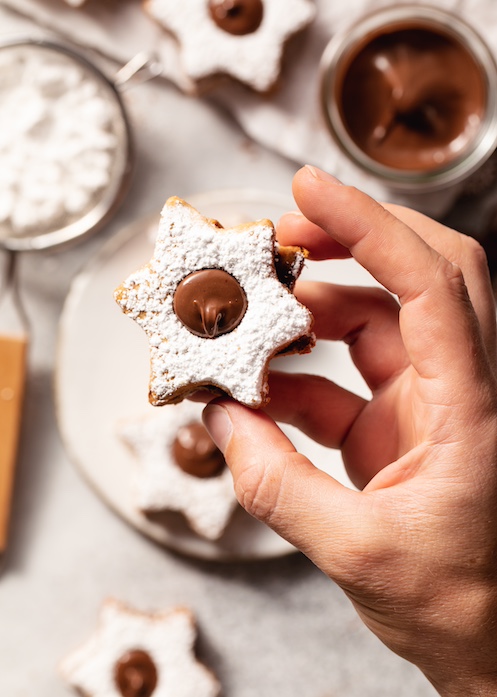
[337,25,487,171]
[114,649,158,697]
[208,0,264,36]
[172,421,226,478]
[173,269,247,338]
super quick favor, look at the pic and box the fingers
[202,399,364,572]
[292,166,493,383]
[277,212,351,260]
[292,166,441,301]
[265,372,402,489]
[265,371,366,450]
[279,188,495,355]
[279,194,494,338]
[296,281,406,389]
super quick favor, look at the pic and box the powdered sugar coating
[119,402,237,540]
[144,0,316,91]
[60,598,220,697]
[0,45,122,237]
[114,197,314,408]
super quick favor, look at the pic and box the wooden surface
[0,334,27,552]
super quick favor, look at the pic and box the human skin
[203,165,497,695]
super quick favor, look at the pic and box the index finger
[293,166,491,381]
[294,166,444,304]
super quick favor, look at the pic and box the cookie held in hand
[114,196,314,408]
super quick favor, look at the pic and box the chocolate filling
[208,0,264,36]
[172,421,226,477]
[114,649,158,697]
[336,25,487,171]
[173,268,248,338]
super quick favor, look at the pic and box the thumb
[202,399,363,570]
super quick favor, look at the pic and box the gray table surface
[0,6,447,696]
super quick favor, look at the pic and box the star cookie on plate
[60,598,220,697]
[114,196,314,408]
[143,0,316,92]
[119,402,237,540]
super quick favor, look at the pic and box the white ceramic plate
[55,190,378,561]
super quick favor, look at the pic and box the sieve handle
[0,335,27,552]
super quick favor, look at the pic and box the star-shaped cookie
[60,599,220,697]
[119,402,238,540]
[114,197,314,408]
[143,0,316,92]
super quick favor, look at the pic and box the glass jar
[319,5,497,194]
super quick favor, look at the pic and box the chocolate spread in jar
[336,25,487,171]
[208,0,264,36]
[114,649,158,697]
[172,421,226,478]
[173,268,248,339]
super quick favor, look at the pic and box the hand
[203,166,497,696]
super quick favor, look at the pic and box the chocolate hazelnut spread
[173,268,248,338]
[172,421,226,477]
[208,0,264,36]
[336,25,487,171]
[114,649,158,697]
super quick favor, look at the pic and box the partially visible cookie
[60,598,220,697]
[114,196,315,409]
[119,402,238,540]
[143,0,316,92]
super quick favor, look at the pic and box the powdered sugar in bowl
[0,38,138,251]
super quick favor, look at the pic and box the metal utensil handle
[0,335,27,552]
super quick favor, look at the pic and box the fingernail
[304,165,343,184]
[202,404,233,454]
